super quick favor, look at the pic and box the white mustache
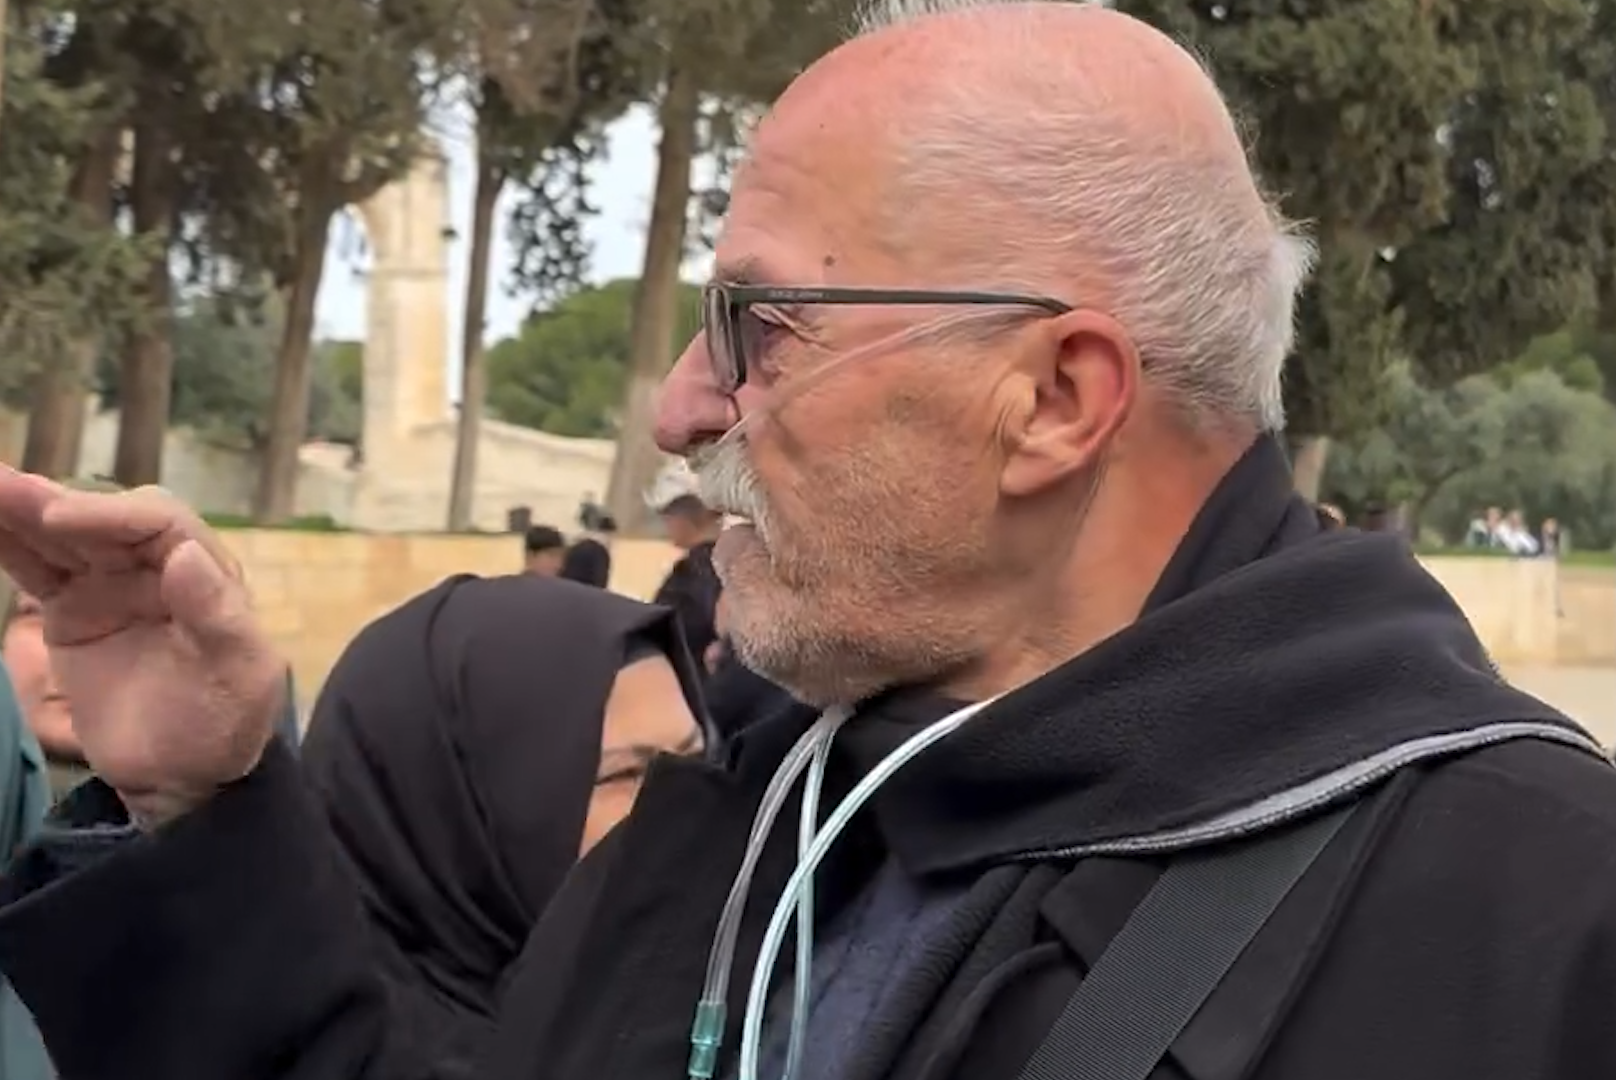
[690,442,771,541]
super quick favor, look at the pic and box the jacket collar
[741,438,1593,876]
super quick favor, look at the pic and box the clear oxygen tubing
[783,723,836,1080]
[702,306,1013,456]
[686,708,851,1080]
[736,695,1004,1080]
[683,306,1025,1080]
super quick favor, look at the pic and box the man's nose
[654,336,734,454]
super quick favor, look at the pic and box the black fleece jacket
[0,437,1612,1080]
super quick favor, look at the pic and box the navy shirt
[747,858,970,1080]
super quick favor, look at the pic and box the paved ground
[1506,665,1616,745]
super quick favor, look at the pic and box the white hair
[850,0,1314,432]
[855,0,1012,33]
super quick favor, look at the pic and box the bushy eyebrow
[712,254,781,287]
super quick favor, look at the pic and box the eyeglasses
[700,283,1072,394]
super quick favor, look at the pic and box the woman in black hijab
[300,573,705,1065]
[559,538,612,588]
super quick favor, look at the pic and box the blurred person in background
[559,539,613,588]
[1498,509,1540,556]
[1538,517,1563,557]
[576,499,618,539]
[2,575,91,800]
[645,463,723,667]
[521,525,567,577]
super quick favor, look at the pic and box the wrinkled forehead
[712,81,910,289]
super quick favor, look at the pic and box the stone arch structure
[315,142,618,535]
[351,145,453,461]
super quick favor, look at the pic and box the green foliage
[176,0,459,291]
[201,511,345,532]
[682,0,860,252]
[1387,0,1611,388]
[1544,316,1616,403]
[1324,356,1616,550]
[1497,327,1607,396]
[0,4,150,405]
[321,339,364,413]
[486,278,701,436]
[1568,0,1616,330]
[1322,361,1504,516]
[469,0,652,306]
[1113,0,1616,439]
[1112,0,1459,435]
[96,296,362,450]
[506,0,861,297]
[508,131,610,306]
[647,0,856,103]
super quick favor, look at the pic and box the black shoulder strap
[1015,804,1355,1080]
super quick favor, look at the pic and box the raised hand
[0,468,286,828]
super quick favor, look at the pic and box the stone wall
[0,404,361,521]
[222,531,1613,708]
[1423,556,1561,665]
[226,530,680,703]
[1423,557,1614,666]
[0,404,620,535]
[1558,567,1616,665]
[347,418,615,534]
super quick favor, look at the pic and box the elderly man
[0,4,1613,1080]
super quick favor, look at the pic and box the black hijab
[560,539,612,587]
[301,573,699,1060]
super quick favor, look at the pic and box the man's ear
[1000,311,1137,497]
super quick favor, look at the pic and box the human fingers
[0,467,83,593]
[0,465,64,523]
[161,538,266,664]
[40,486,240,580]
[41,568,167,648]
[0,530,66,598]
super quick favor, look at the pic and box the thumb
[161,537,257,654]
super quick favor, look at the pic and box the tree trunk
[446,154,503,532]
[112,111,176,487]
[22,344,94,477]
[603,66,699,535]
[253,204,332,523]
[23,125,121,477]
[1289,435,1331,501]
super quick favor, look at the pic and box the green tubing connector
[687,1000,727,1080]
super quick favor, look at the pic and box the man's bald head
[768,0,1313,431]
[654,0,1314,705]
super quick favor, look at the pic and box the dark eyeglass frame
[701,283,1073,393]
